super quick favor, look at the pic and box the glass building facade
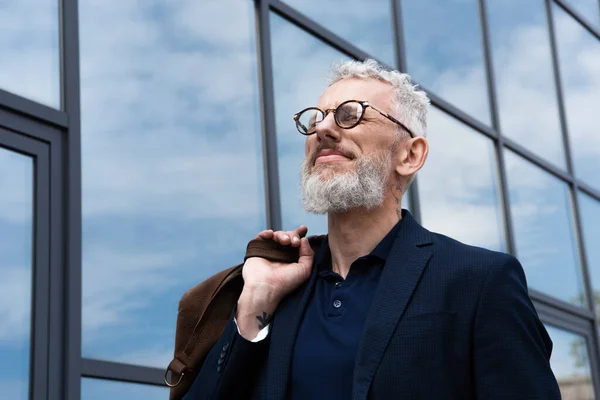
[0,0,599,398]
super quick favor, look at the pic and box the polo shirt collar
[315,216,404,271]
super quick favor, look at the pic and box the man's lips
[314,149,352,164]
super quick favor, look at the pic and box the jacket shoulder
[428,231,519,278]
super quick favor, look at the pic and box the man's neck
[327,200,401,279]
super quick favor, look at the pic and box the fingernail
[283,234,289,241]
[292,237,299,243]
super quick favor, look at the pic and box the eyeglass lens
[296,101,364,134]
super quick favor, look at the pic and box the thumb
[297,237,315,270]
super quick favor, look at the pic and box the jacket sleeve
[473,255,561,399]
[183,310,270,400]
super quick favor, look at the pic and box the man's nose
[315,112,341,143]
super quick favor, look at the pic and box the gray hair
[327,59,430,138]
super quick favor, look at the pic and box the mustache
[309,144,356,165]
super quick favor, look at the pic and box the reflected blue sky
[578,193,600,313]
[0,149,32,400]
[564,0,600,26]
[79,0,265,367]
[505,150,586,306]
[81,378,168,400]
[282,0,396,67]
[0,0,59,107]
[487,0,566,170]
[402,0,491,125]
[418,108,505,252]
[553,4,600,191]
[546,324,594,398]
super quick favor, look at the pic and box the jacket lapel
[266,248,320,400]
[352,212,434,400]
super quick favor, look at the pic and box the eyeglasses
[293,100,415,138]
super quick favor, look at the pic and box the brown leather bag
[164,235,324,400]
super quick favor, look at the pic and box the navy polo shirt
[289,219,403,399]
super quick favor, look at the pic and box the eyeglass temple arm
[366,103,415,138]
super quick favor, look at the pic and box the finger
[272,231,287,244]
[294,225,309,238]
[256,229,274,239]
[279,231,293,245]
[289,226,308,247]
[297,237,315,269]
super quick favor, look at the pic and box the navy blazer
[185,211,560,399]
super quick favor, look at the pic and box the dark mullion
[579,181,600,202]
[81,359,166,387]
[426,90,498,140]
[530,288,595,320]
[31,141,51,400]
[477,0,516,256]
[0,89,68,129]
[477,0,501,132]
[554,0,600,40]
[503,136,572,183]
[269,0,374,63]
[61,0,83,399]
[546,0,576,177]
[537,301,594,332]
[390,0,421,222]
[47,129,66,400]
[255,0,282,230]
[391,0,408,72]
[546,0,599,328]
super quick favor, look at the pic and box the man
[184,59,560,399]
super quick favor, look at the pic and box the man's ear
[394,136,428,179]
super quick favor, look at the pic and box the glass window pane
[545,325,594,400]
[81,378,168,400]
[80,1,266,367]
[564,0,600,27]
[271,12,350,234]
[579,193,600,320]
[281,0,396,67]
[419,108,505,251]
[0,0,60,107]
[505,151,585,306]
[402,0,491,124]
[487,0,566,169]
[553,4,600,190]
[0,148,33,400]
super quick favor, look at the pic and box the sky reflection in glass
[0,149,32,400]
[546,325,594,399]
[282,0,396,67]
[487,0,566,169]
[402,0,491,125]
[419,108,505,252]
[0,0,60,107]
[553,4,600,191]
[505,151,585,307]
[79,0,265,368]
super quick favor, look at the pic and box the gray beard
[300,150,392,214]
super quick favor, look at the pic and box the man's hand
[235,226,314,340]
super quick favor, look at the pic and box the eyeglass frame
[292,99,415,138]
